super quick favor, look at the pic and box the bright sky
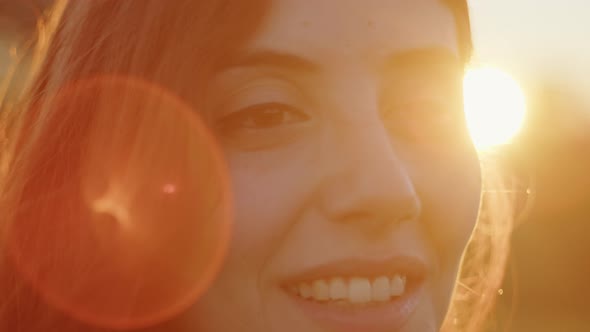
[468,0,590,101]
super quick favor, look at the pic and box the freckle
[368,20,375,28]
[301,20,310,28]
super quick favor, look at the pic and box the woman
[0,0,513,331]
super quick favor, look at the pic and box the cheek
[223,150,312,275]
[188,152,311,331]
[412,151,481,321]
[418,152,482,266]
[433,185,480,264]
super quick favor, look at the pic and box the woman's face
[191,0,480,331]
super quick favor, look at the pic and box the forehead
[246,0,459,63]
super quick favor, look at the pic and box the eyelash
[384,97,466,141]
[216,102,310,133]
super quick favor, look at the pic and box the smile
[281,256,428,331]
[288,274,407,305]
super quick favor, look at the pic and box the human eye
[211,82,311,150]
[206,74,313,150]
[384,93,469,145]
[217,102,309,133]
[381,65,473,144]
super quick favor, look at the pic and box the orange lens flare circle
[7,76,232,330]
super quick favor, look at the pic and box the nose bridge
[350,121,419,202]
[318,111,422,231]
[319,64,377,121]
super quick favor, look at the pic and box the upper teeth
[292,275,406,304]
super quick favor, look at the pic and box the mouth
[282,256,427,332]
[287,274,409,305]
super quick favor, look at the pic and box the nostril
[335,211,413,236]
[324,192,422,236]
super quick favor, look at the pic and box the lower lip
[288,284,423,332]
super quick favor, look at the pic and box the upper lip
[282,255,430,285]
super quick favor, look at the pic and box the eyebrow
[385,47,462,73]
[222,47,461,73]
[224,50,320,73]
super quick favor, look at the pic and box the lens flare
[7,76,232,330]
[463,67,527,150]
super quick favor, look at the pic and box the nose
[315,116,422,236]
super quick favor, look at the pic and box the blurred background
[468,1,590,331]
[1,1,589,331]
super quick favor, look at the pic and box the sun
[463,67,527,150]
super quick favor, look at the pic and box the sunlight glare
[463,67,527,150]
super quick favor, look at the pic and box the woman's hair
[0,1,513,331]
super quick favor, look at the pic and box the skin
[179,0,481,331]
